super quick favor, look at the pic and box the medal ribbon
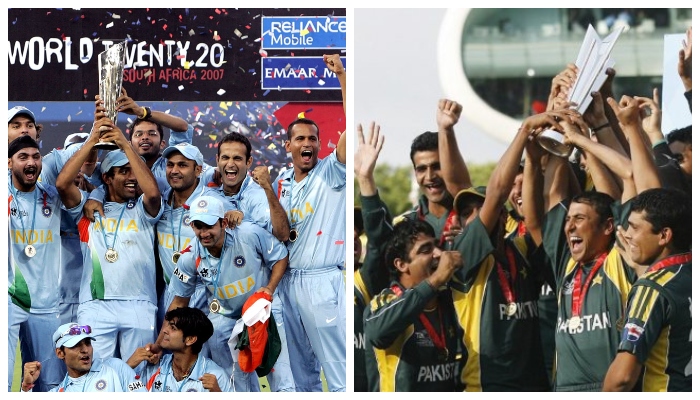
[494,247,518,305]
[419,307,447,357]
[168,193,185,255]
[571,252,608,319]
[97,202,127,254]
[391,284,447,357]
[417,204,456,247]
[209,243,226,308]
[11,188,38,248]
[646,252,692,274]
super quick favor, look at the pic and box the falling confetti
[217,89,226,96]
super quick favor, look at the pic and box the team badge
[126,199,136,209]
[234,256,246,268]
[42,206,52,217]
[95,379,107,391]
[183,213,191,226]
[186,388,198,392]
[198,199,208,207]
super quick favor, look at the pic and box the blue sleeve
[137,195,164,224]
[168,124,194,146]
[39,145,82,186]
[253,225,287,269]
[169,253,198,298]
[103,358,146,392]
[317,151,346,190]
[88,184,107,203]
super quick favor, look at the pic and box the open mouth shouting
[23,166,38,183]
[300,149,314,163]
[568,235,584,256]
[124,181,138,194]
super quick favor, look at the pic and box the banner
[8,8,346,102]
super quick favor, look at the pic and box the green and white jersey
[618,254,692,392]
[67,196,164,304]
[9,180,85,313]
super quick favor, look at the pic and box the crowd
[9,54,347,392]
[354,27,692,392]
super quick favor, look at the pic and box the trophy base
[94,141,119,150]
[536,130,572,158]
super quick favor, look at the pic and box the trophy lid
[536,129,573,158]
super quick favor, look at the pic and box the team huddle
[354,28,692,392]
[9,55,347,392]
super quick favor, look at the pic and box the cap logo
[198,199,208,208]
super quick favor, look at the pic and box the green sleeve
[364,281,436,349]
[451,216,495,284]
[359,193,394,297]
[542,200,571,288]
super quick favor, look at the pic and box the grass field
[11,345,327,392]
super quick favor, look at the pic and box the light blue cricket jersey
[38,144,81,186]
[66,196,164,304]
[199,171,274,233]
[9,179,86,313]
[274,151,346,270]
[137,353,233,392]
[59,191,89,305]
[169,224,287,318]
[156,179,219,285]
[50,357,145,392]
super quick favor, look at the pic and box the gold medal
[506,302,517,317]
[568,316,581,330]
[105,248,118,263]
[438,347,449,362]
[289,228,298,242]
[209,299,221,314]
[24,245,36,258]
[172,252,181,264]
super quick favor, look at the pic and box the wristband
[138,106,152,120]
[590,122,610,133]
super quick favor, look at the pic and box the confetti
[263,89,270,96]
[113,14,121,19]
[318,79,325,86]
[259,49,267,57]
[178,85,184,91]
[217,89,226,96]
[106,22,114,28]
[144,70,152,78]
[234,29,242,37]
[188,29,195,36]
[300,28,309,36]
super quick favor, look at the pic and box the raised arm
[56,103,112,209]
[522,140,546,246]
[251,166,291,242]
[324,54,346,164]
[436,99,471,196]
[482,110,569,234]
[608,95,661,195]
[117,87,188,132]
[678,26,692,94]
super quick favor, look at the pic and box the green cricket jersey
[364,281,465,392]
[618,254,692,391]
[450,216,549,391]
[542,200,636,391]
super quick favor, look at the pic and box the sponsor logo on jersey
[417,362,461,382]
[498,300,539,320]
[557,311,613,334]
[173,267,190,283]
[154,380,163,391]
[623,322,644,342]
[128,381,144,391]
[354,332,365,350]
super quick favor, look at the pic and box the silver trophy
[537,25,623,158]
[96,41,126,150]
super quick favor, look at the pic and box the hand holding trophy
[536,25,624,157]
[95,41,126,149]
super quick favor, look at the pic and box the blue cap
[8,106,36,124]
[53,323,96,349]
[189,195,225,226]
[162,143,204,166]
[101,150,130,174]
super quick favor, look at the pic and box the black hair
[128,119,164,141]
[409,131,438,166]
[218,132,252,160]
[286,118,320,141]
[384,219,436,276]
[666,125,691,145]
[629,188,691,252]
[164,307,214,354]
[571,191,615,227]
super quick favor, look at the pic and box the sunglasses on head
[56,325,92,343]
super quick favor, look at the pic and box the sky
[354,8,509,168]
